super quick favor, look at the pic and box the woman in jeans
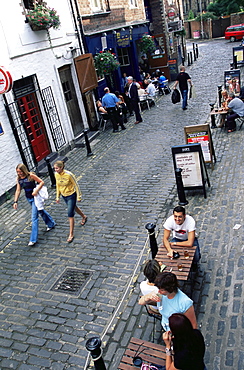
[13,163,56,246]
[54,161,87,243]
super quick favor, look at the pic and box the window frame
[117,47,130,67]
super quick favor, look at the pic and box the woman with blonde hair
[13,163,56,246]
[54,161,87,243]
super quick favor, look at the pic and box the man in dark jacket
[127,76,142,124]
[174,66,192,110]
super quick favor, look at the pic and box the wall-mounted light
[121,28,125,31]
[112,30,117,34]
[102,32,107,36]
[129,26,133,29]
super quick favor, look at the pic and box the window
[117,48,130,66]
[90,0,110,12]
[23,0,43,10]
[130,0,138,7]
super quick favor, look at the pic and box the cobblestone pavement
[0,38,243,370]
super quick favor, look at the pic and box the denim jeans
[27,198,56,243]
[62,192,77,217]
[171,237,201,264]
[181,89,188,109]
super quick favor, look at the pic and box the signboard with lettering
[184,123,216,169]
[0,122,3,135]
[168,58,178,81]
[224,69,240,94]
[172,143,210,198]
[233,46,244,65]
[0,66,13,94]
[116,30,132,48]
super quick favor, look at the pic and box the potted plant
[94,51,120,78]
[26,4,61,31]
[138,34,156,55]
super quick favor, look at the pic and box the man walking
[226,92,244,133]
[174,66,192,110]
[102,87,126,132]
[127,76,142,124]
[162,206,201,267]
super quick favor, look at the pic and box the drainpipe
[71,0,89,53]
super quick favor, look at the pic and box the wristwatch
[165,348,172,356]
[173,242,176,246]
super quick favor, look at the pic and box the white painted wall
[0,0,88,197]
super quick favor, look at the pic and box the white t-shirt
[140,280,159,296]
[163,215,196,241]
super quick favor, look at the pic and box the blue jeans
[171,237,201,264]
[62,192,77,217]
[27,198,56,243]
[181,89,188,109]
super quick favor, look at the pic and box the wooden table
[118,337,166,369]
[210,108,228,128]
[155,245,196,281]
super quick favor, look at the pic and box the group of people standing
[13,161,87,246]
[139,206,206,370]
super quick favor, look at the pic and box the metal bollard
[182,56,185,66]
[190,51,193,65]
[233,55,237,70]
[218,85,222,108]
[187,53,190,66]
[145,223,158,259]
[175,168,188,206]
[196,44,198,58]
[83,129,93,157]
[193,43,196,61]
[44,156,56,187]
[86,337,106,370]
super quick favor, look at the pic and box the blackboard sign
[233,46,244,65]
[168,58,178,81]
[184,123,216,169]
[172,143,210,198]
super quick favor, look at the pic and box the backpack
[171,89,181,104]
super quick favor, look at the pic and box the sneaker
[46,225,55,231]
[28,241,35,246]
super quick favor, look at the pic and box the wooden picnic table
[155,245,196,281]
[118,337,166,369]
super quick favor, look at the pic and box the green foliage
[94,51,120,76]
[27,5,61,30]
[208,0,243,16]
[174,28,186,36]
[195,12,218,21]
[188,10,195,20]
[138,34,156,54]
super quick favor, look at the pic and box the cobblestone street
[0,38,243,370]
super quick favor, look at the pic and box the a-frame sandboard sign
[172,143,210,198]
[184,123,216,170]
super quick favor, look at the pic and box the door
[18,93,50,162]
[58,66,84,137]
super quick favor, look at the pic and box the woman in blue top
[13,163,56,246]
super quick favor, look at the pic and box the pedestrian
[54,161,87,243]
[226,92,244,132]
[158,71,167,95]
[163,313,206,370]
[139,272,197,331]
[162,205,201,268]
[127,76,143,124]
[102,87,126,132]
[115,91,128,123]
[174,66,192,110]
[13,163,56,247]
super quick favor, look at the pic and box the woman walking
[163,313,206,370]
[13,163,56,246]
[54,161,87,243]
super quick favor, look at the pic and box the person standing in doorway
[54,161,87,243]
[13,163,56,247]
[127,76,142,124]
[174,66,192,110]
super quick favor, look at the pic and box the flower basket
[94,51,120,77]
[139,34,156,55]
[26,4,60,31]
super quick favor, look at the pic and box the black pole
[175,168,188,206]
[190,51,193,65]
[196,44,199,58]
[44,156,56,187]
[86,337,106,370]
[233,55,237,70]
[182,56,185,66]
[83,129,93,156]
[187,53,190,66]
[218,85,222,108]
[193,43,196,61]
[145,223,158,259]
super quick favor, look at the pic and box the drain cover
[51,268,92,295]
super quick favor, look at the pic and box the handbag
[171,89,181,104]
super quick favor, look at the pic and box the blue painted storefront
[85,24,149,98]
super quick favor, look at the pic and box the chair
[236,116,244,130]
[98,113,110,131]
[139,96,150,112]
[145,305,162,343]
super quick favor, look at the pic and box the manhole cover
[51,268,92,295]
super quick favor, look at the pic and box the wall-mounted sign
[116,29,132,48]
[168,8,176,20]
[0,66,13,94]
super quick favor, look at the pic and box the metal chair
[99,113,110,131]
[145,305,162,343]
[236,116,244,130]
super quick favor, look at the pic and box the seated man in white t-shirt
[162,206,201,266]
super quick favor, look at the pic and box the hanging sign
[0,66,13,94]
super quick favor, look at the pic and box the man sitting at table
[162,206,201,269]
[226,92,244,133]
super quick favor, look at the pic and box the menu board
[184,123,216,168]
[172,143,210,198]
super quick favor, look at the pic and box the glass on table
[184,250,189,259]
[177,263,183,271]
